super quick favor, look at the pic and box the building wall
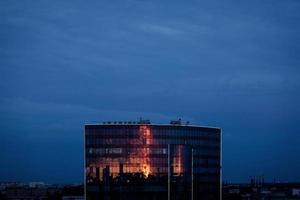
[85,124,221,200]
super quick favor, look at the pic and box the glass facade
[85,123,221,200]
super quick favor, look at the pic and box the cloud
[1,0,300,183]
[0,97,188,134]
[140,24,183,36]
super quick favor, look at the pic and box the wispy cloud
[140,24,183,36]
[0,97,186,132]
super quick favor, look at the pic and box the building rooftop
[85,118,221,130]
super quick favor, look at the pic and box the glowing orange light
[173,145,183,175]
[87,125,153,180]
[142,164,150,177]
[178,145,183,174]
[139,125,151,178]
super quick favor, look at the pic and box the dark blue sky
[1,0,300,183]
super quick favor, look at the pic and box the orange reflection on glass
[173,145,183,175]
[139,125,151,177]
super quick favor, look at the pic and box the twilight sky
[0,0,300,183]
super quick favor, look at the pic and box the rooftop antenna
[138,117,151,124]
[170,118,182,125]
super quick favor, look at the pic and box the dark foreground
[223,182,300,200]
[1,181,300,200]
[0,182,84,200]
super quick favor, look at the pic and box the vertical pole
[191,148,194,200]
[220,129,222,200]
[168,144,170,200]
[84,126,86,200]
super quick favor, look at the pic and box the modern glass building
[85,120,221,200]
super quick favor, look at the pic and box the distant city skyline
[0,0,300,183]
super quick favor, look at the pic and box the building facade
[85,120,221,200]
